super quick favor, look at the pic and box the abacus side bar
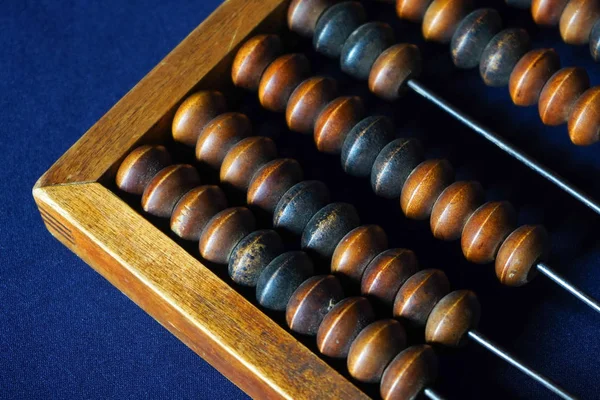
[537,262,600,314]
[406,79,600,217]
[424,388,446,400]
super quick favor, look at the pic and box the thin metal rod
[537,262,600,314]
[407,79,600,216]
[467,330,577,400]
[424,387,446,400]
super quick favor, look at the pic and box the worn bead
[430,181,484,241]
[509,49,561,107]
[232,34,282,91]
[141,165,201,218]
[341,116,395,177]
[247,158,303,213]
[451,8,503,69]
[313,2,367,58]
[362,248,419,306]
[380,345,438,400]
[315,96,365,154]
[171,185,228,240]
[287,0,337,37]
[423,0,473,43]
[559,0,600,45]
[568,87,600,146]
[199,207,256,264]
[220,136,277,191]
[394,269,450,326]
[259,54,310,112]
[348,319,407,383]
[531,0,569,26]
[229,230,284,287]
[340,22,395,80]
[195,112,252,169]
[274,180,331,236]
[462,201,516,264]
[116,145,172,195]
[302,203,360,259]
[369,44,422,100]
[505,0,531,8]
[591,20,600,61]
[425,290,480,347]
[400,159,455,220]
[396,0,434,22]
[480,29,531,87]
[316,297,375,358]
[172,91,227,147]
[539,67,590,126]
[371,138,423,199]
[286,77,338,134]
[331,225,388,281]
[496,225,548,287]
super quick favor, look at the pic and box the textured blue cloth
[1,0,599,399]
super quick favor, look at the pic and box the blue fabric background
[1,0,599,399]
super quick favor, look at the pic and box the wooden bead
[451,9,503,69]
[496,225,548,287]
[313,2,366,58]
[287,0,337,38]
[172,91,227,147]
[170,185,228,240]
[232,34,282,91]
[342,116,395,177]
[340,22,395,80]
[461,201,516,264]
[425,290,480,347]
[116,145,172,195]
[247,158,303,213]
[505,0,531,8]
[369,44,422,100]
[568,87,600,146]
[220,136,277,191]
[559,0,600,45]
[199,207,256,264]
[286,275,345,335]
[331,225,389,281]
[531,0,569,26]
[274,180,331,236]
[362,248,419,306]
[259,54,310,112]
[314,96,365,154]
[509,49,561,107]
[480,29,531,87]
[591,20,600,61]
[430,181,484,241]
[141,165,201,218]
[371,138,423,199]
[286,77,338,134]
[539,67,590,126]
[256,251,315,311]
[396,0,434,22]
[393,269,450,326]
[302,203,360,259]
[229,229,284,287]
[400,159,454,220]
[347,319,407,383]
[380,345,438,400]
[195,112,252,169]
[316,297,375,358]
[422,0,473,43]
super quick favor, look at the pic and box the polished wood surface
[288,0,337,38]
[171,185,228,240]
[247,158,304,212]
[369,43,422,100]
[496,225,548,286]
[393,269,450,326]
[380,345,438,400]
[480,28,531,87]
[396,0,434,22]
[362,248,419,306]
[538,67,590,126]
[199,207,256,264]
[195,112,252,169]
[531,0,569,26]
[314,96,365,154]
[509,49,561,106]
[172,91,227,147]
[559,0,600,45]
[141,164,201,218]
[259,54,311,112]
[450,8,502,69]
[425,290,480,347]
[568,86,600,146]
[430,181,484,241]
[286,77,338,134]
[422,0,473,43]
[232,34,283,91]
[332,225,388,281]
[220,136,278,191]
[116,145,172,195]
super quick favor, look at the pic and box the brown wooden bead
[539,67,590,126]
[347,319,407,383]
[314,96,365,154]
[568,87,600,146]
[172,91,227,147]
[258,54,310,112]
[369,44,422,101]
[461,201,516,264]
[199,207,256,264]
[425,290,480,347]
[509,49,561,107]
[288,0,337,37]
[232,34,282,91]
[430,181,484,241]
[362,248,419,306]
[116,145,172,195]
[396,0,434,22]
[331,225,388,282]
[247,158,303,213]
[220,136,277,191]
[141,165,201,218]
[195,112,252,169]
[496,225,548,287]
[393,269,450,326]
[531,0,569,26]
[422,0,473,43]
[286,77,338,134]
[380,345,438,400]
[170,185,228,240]
[559,0,600,45]
[400,159,455,220]
[316,297,375,358]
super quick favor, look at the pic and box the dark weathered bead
[380,345,438,400]
[539,67,590,126]
[247,158,303,213]
[232,34,282,91]
[172,91,227,147]
[451,9,502,69]
[286,77,338,134]
[331,225,388,281]
[505,0,531,8]
[315,96,365,154]
[302,203,360,259]
[341,116,395,177]
[568,87,600,146]
[171,185,228,240]
[371,138,423,199]
[425,290,480,347]
[496,225,548,287]
[369,44,422,100]
[591,20,600,62]
[286,275,345,335]
[347,319,407,383]
[396,0,434,22]
[340,22,395,80]
[229,229,284,287]
[362,248,419,306]
[287,0,337,38]
[532,0,569,26]
[256,251,315,311]
[393,269,450,326]
[116,145,172,195]
[199,207,256,264]
[141,165,201,218]
[430,181,484,241]
[316,297,375,358]
[560,0,600,45]
[480,29,531,87]
[422,0,473,43]
[220,136,277,191]
[195,112,252,169]
[313,2,366,58]
[509,49,561,107]
[274,180,331,236]
[259,54,310,112]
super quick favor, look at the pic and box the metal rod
[407,79,600,216]
[424,387,446,400]
[467,330,577,400]
[537,262,600,314]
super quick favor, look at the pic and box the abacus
[33,0,599,399]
